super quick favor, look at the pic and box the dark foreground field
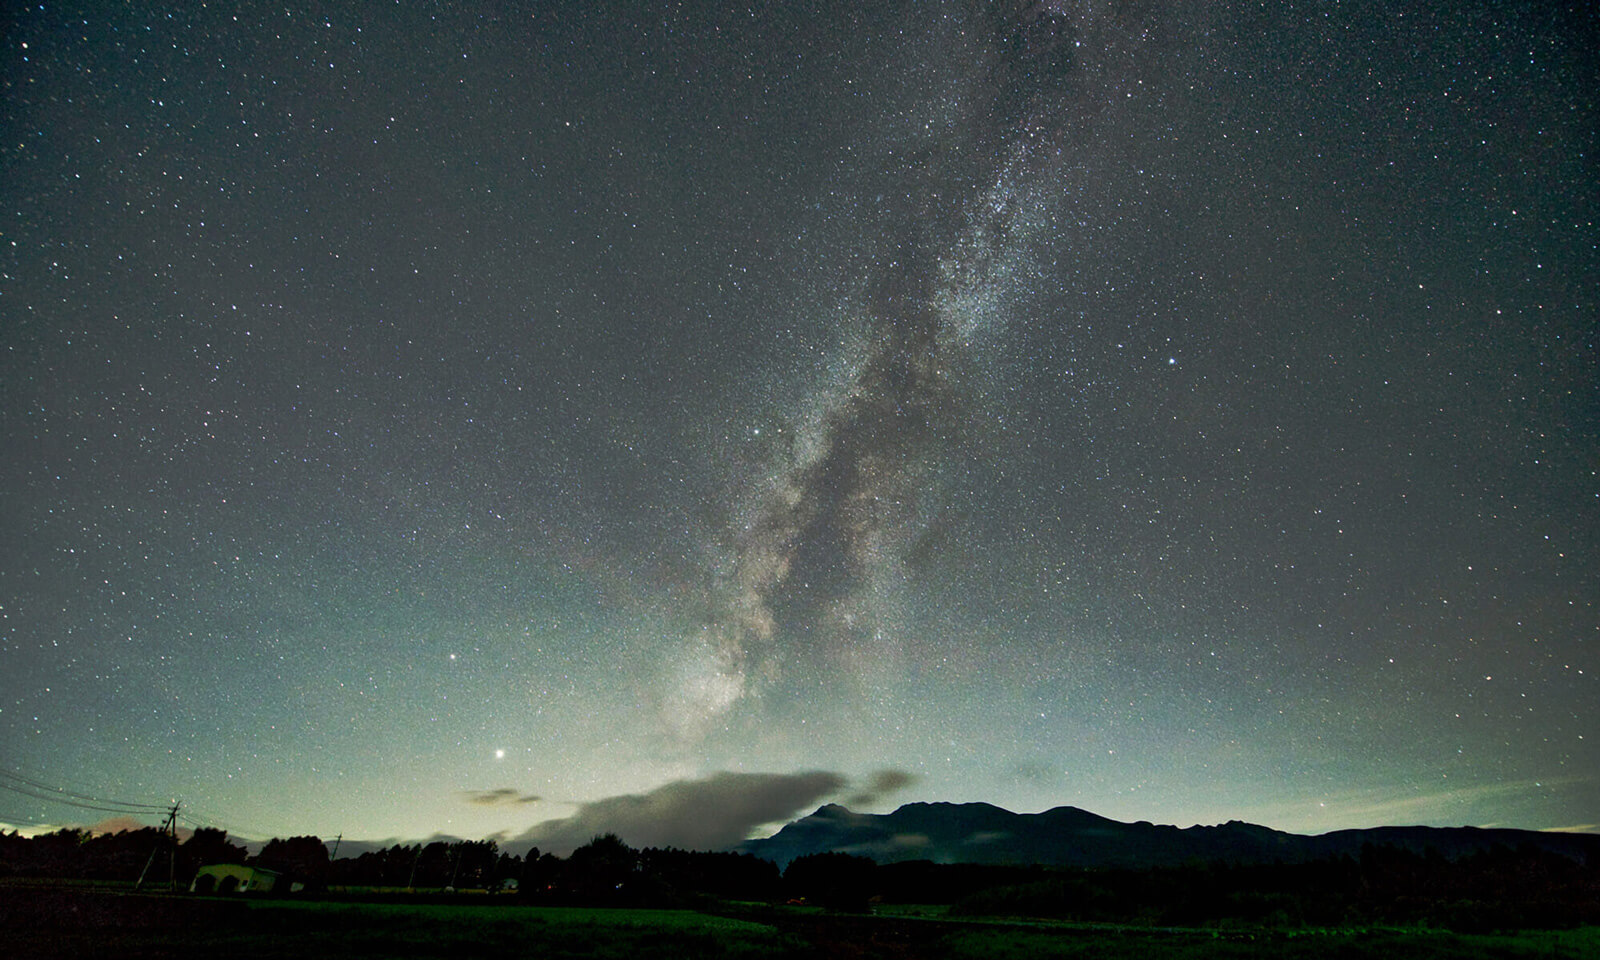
[3,886,1598,959]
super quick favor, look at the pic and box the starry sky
[3,1,1596,850]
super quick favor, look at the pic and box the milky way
[665,0,1198,738]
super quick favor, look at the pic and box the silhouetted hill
[739,802,1600,869]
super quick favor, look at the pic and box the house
[191,863,281,894]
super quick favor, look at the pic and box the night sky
[3,1,1596,851]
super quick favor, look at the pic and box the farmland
[4,883,1598,959]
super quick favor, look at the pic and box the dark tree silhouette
[83,827,165,881]
[448,839,501,889]
[784,852,878,912]
[408,841,453,888]
[255,835,329,890]
[636,847,782,902]
[178,827,247,884]
[566,834,639,899]
[520,848,564,896]
[492,850,523,890]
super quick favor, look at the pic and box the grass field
[3,885,1598,959]
[3,888,806,959]
[929,925,1600,960]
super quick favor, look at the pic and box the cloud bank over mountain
[516,770,850,855]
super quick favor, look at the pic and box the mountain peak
[891,800,1007,815]
[739,802,1600,870]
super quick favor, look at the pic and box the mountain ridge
[738,802,1600,869]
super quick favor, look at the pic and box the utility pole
[135,801,181,891]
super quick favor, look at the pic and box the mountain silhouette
[739,802,1600,868]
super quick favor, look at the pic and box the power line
[0,766,289,846]
[0,768,278,853]
[0,766,170,806]
[0,780,171,816]
[177,805,275,843]
[176,805,234,829]
[177,813,243,836]
[0,767,169,814]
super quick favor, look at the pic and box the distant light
[494,749,506,760]
[1167,357,1177,365]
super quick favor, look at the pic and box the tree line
[3,826,1595,930]
[940,844,1600,932]
[0,827,786,905]
[0,825,246,886]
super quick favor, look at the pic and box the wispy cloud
[1221,777,1595,834]
[845,769,918,807]
[460,788,541,807]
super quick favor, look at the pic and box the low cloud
[0,815,157,839]
[517,771,845,855]
[1219,777,1597,834]
[965,830,1010,845]
[90,815,151,835]
[461,788,541,807]
[845,769,918,807]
